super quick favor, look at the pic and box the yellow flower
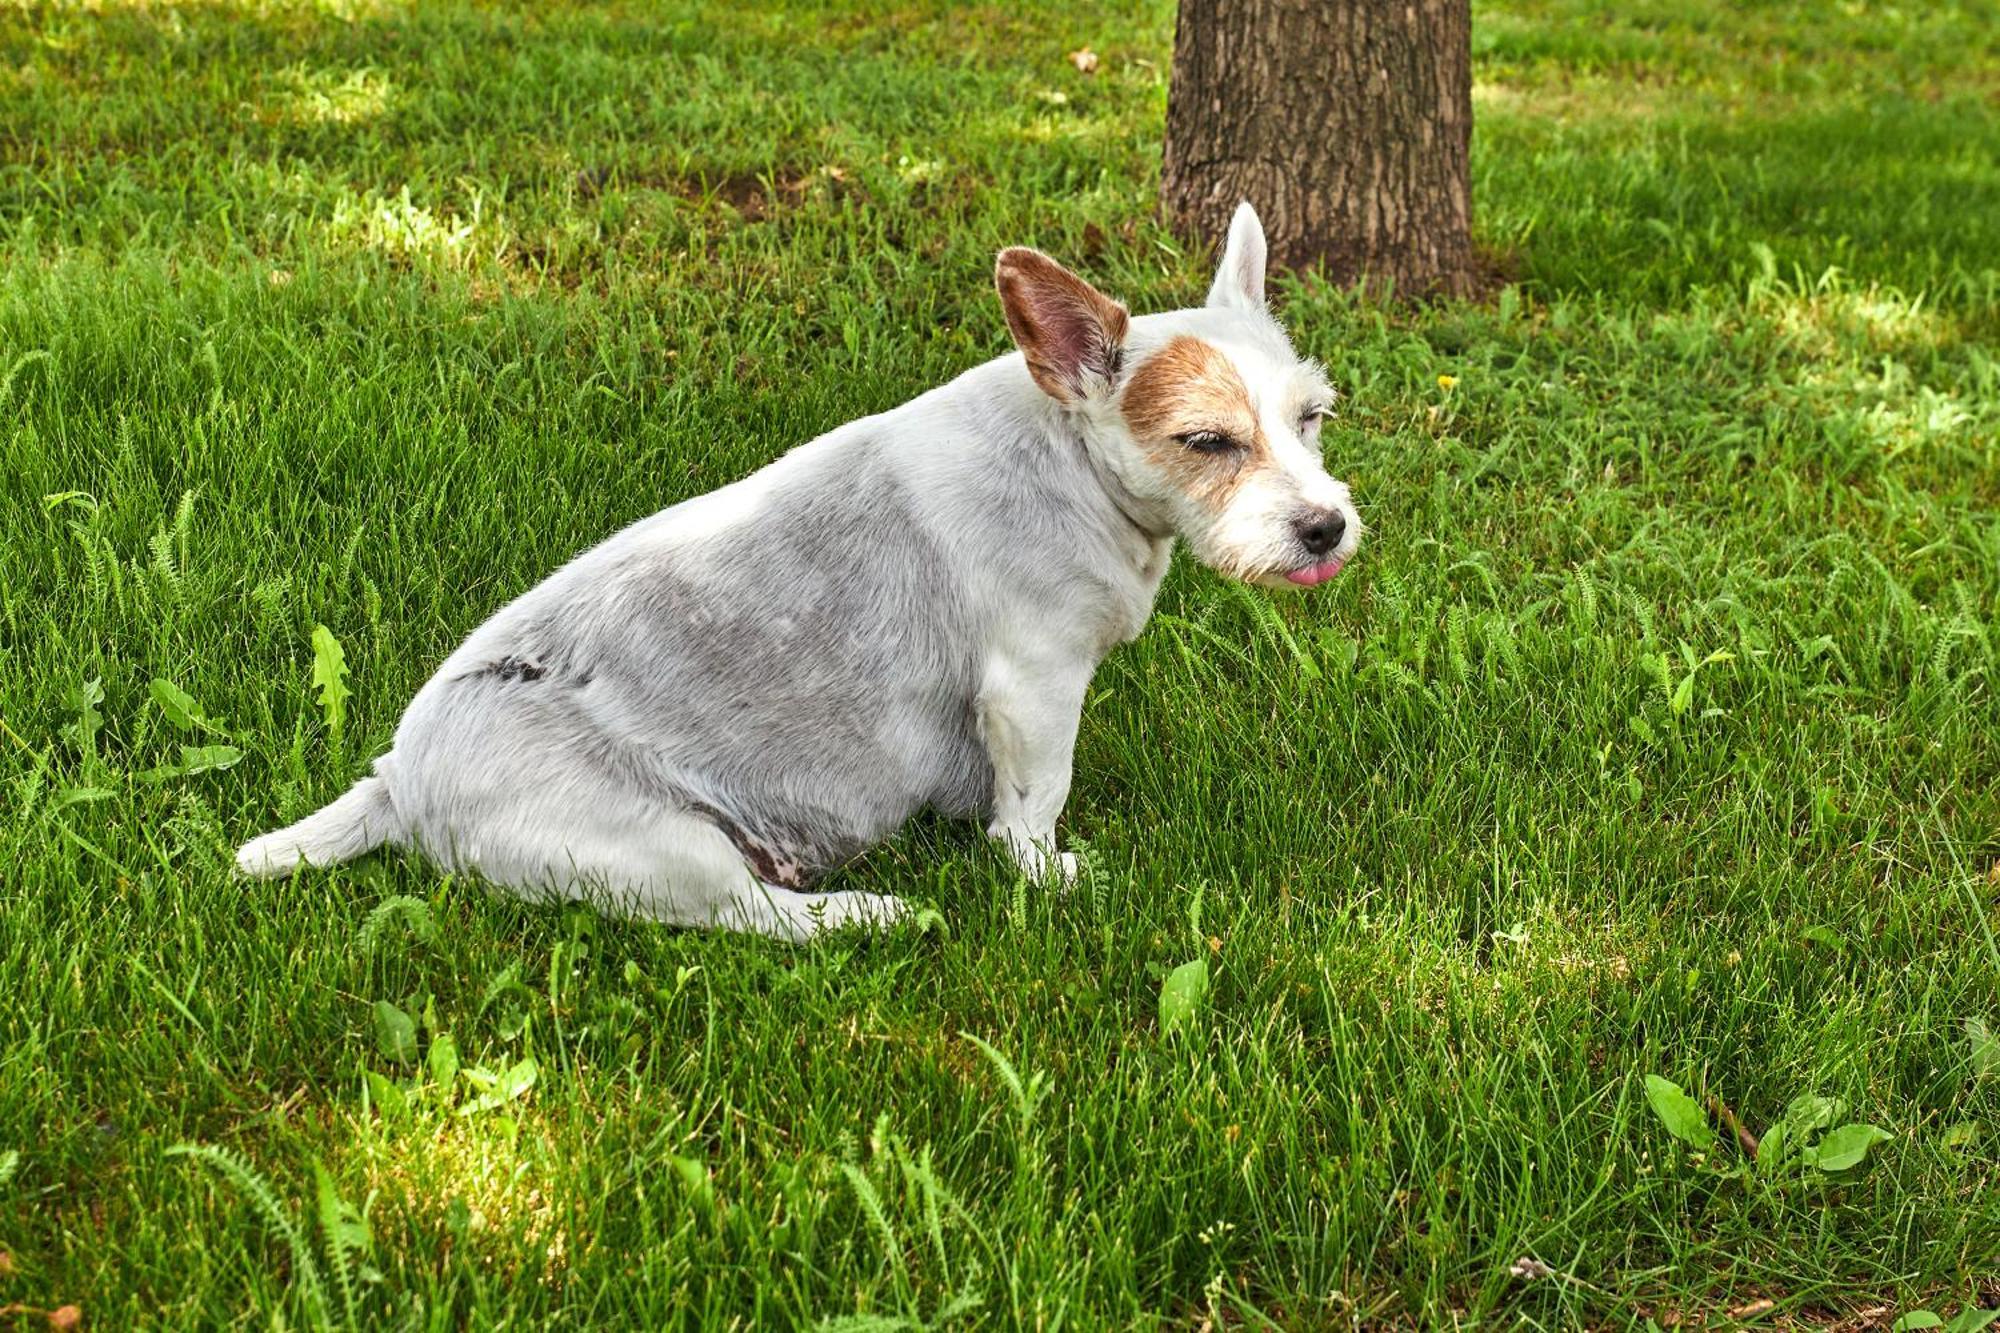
[1437,374,1459,390]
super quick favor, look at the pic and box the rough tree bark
[1163,0,1476,299]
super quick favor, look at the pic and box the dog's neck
[1062,416,1173,547]
[1026,390,1178,582]
[940,354,1175,639]
[1038,405,1177,635]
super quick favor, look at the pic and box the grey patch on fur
[466,655,548,684]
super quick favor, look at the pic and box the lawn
[2,0,1998,1326]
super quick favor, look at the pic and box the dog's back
[387,411,1002,884]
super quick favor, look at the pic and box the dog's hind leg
[715,883,910,943]
[597,863,907,943]
[426,798,904,941]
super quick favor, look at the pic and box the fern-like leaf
[167,1143,332,1330]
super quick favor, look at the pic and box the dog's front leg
[976,654,1091,884]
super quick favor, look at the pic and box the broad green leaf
[150,678,217,733]
[1316,630,1360,674]
[56,787,116,808]
[493,1005,528,1041]
[479,963,535,1041]
[458,1057,537,1116]
[670,1153,716,1218]
[60,677,103,756]
[1949,1309,2000,1333]
[1669,672,1697,717]
[1642,1075,1715,1149]
[1893,1314,1944,1331]
[1756,1120,1790,1172]
[1806,1123,1891,1171]
[373,1000,418,1065]
[1668,649,1732,717]
[427,1033,460,1094]
[1802,924,1846,952]
[493,1057,538,1102]
[1967,1018,2000,1078]
[177,744,243,775]
[0,1148,17,1186]
[1781,1092,1841,1138]
[1943,1122,1982,1151]
[311,624,350,735]
[1158,957,1209,1039]
[364,1069,409,1120]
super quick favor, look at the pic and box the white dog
[237,203,1362,940]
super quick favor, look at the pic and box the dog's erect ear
[995,247,1130,404]
[1206,201,1268,312]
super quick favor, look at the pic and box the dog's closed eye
[1178,430,1244,455]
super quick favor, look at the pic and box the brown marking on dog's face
[1119,336,1273,512]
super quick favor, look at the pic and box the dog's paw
[813,890,910,934]
[990,825,1076,886]
[233,833,303,880]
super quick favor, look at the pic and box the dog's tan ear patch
[995,247,1130,403]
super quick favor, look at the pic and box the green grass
[2,0,1998,1325]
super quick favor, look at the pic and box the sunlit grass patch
[349,1110,581,1281]
[1765,281,1965,357]
[320,184,505,269]
[266,63,394,126]
[1472,76,1669,124]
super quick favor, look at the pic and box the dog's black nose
[1294,510,1346,556]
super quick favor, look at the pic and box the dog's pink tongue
[1285,558,1345,587]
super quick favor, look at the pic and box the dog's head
[995,203,1360,589]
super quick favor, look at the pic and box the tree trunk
[1162,0,1476,300]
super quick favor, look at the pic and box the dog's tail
[235,775,400,878]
